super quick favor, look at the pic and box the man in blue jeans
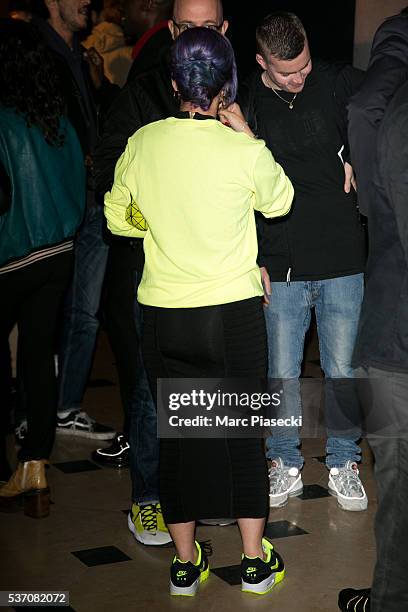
[240,11,367,510]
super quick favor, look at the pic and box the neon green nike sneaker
[170,541,210,596]
[127,502,172,546]
[241,538,285,595]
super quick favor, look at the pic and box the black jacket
[239,61,366,282]
[94,56,177,195]
[33,17,118,158]
[352,80,408,372]
[348,12,408,216]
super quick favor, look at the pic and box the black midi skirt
[142,296,269,524]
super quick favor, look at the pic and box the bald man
[94,0,230,546]
[95,0,228,194]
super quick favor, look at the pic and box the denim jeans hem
[134,497,160,506]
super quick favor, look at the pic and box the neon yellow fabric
[105,117,293,307]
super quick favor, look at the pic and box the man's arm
[333,64,365,165]
[348,56,408,216]
[94,81,148,195]
[381,104,408,268]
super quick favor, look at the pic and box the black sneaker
[170,540,210,596]
[241,537,285,595]
[338,588,370,611]
[91,434,130,468]
[56,410,116,440]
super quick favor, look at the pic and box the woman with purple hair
[105,27,293,597]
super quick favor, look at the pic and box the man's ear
[220,20,229,35]
[168,18,177,40]
[255,53,267,71]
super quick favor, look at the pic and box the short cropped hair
[256,11,306,60]
[171,27,237,111]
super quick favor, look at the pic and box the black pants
[357,366,408,612]
[142,296,269,524]
[0,252,73,460]
[102,240,159,504]
[103,240,145,435]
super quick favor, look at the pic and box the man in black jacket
[29,0,118,441]
[240,11,367,511]
[339,9,408,612]
[95,0,230,545]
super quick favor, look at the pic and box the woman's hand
[219,103,255,138]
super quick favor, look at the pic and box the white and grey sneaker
[56,410,116,440]
[269,457,303,508]
[328,460,368,511]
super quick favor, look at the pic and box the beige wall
[354,0,408,68]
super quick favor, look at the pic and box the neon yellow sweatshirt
[105,117,293,308]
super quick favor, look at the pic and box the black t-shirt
[243,61,366,281]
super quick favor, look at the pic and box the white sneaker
[328,460,368,511]
[269,457,303,508]
[128,502,172,546]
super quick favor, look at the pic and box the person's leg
[339,367,408,611]
[264,280,311,467]
[264,281,311,507]
[367,368,408,612]
[238,517,265,558]
[58,205,109,409]
[314,274,364,467]
[102,242,141,439]
[167,522,197,561]
[315,274,366,511]
[0,277,19,481]
[131,296,159,505]
[102,242,165,541]
[18,254,73,460]
[0,254,73,518]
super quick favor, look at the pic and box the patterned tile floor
[0,327,377,612]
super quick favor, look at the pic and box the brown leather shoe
[0,460,50,518]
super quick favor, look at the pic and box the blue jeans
[103,242,159,505]
[130,297,159,505]
[58,204,109,411]
[264,273,364,469]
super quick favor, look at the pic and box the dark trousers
[0,252,73,460]
[103,240,159,504]
[357,366,408,612]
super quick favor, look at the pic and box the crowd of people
[0,0,407,610]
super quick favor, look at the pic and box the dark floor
[0,325,377,612]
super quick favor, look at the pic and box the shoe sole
[56,428,116,441]
[328,483,368,512]
[91,453,129,469]
[242,567,285,595]
[170,566,210,596]
[127,512,173,546]
[269,479,303,508]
